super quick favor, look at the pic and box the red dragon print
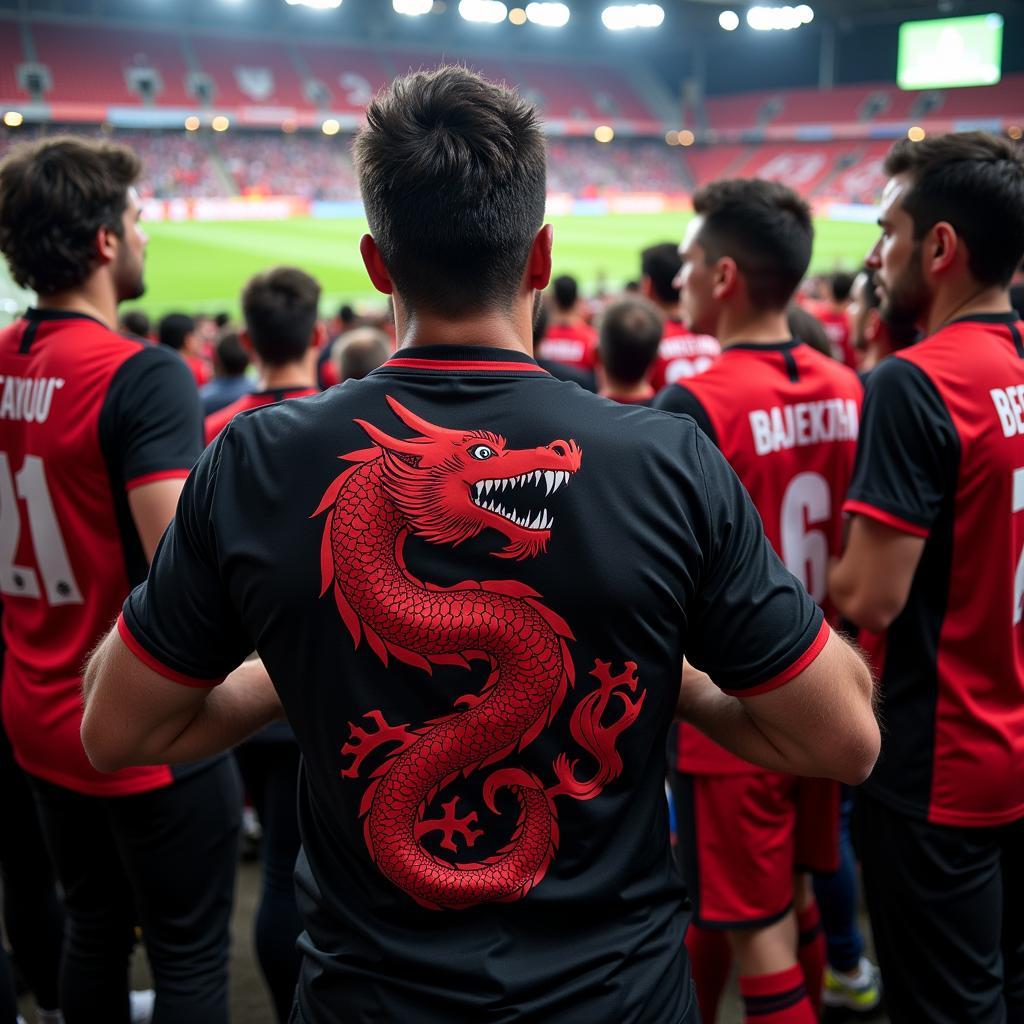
[314,396,646,910]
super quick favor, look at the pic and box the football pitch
[8,212,881,321]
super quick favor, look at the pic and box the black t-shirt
[122,344,824,1023]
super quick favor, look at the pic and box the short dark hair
[884,131,1024,288]
[599,298,663,383]
[354,65,547,318]
[119,309,150,338]
[692,179,813,311]
[0,136,141,295]
[241,266,321,366]
[830,271,854,304]
[641,243,682,304]
[214,331,249,377]
[213,311,231,329]
[158,312,195,351]
[334,327,391,382]
[552,275,578,312]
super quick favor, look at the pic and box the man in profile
[82,67,877,1024]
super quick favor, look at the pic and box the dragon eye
[469,445,495,460]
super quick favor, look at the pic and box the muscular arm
[677,628,879,785]
[81,628,283,772]
[828,516,925,633]
[127,478,186,563]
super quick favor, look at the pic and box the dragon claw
[414,798,485,853]
[340,709,419,779]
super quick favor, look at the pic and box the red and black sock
[739,964,817,1024]
[685,924,732,1023]
[797,900,826,1015]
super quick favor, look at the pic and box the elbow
[80,717,131,774]
[834,724,881,786]
[835,592,903,634]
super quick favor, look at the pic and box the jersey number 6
[781,471,831,604]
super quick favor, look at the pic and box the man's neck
[717,309,791,350]
[395,305,534,355]
[925,283,1014,336]
[37,282,117,329]
[600,377,654,401]
[653,300,680,322]
[259,362,316,392]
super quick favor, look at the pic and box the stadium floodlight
[3,111,24,128]
[719,10,739,31]
[509,7,528,23]
[679,129,695,146]
[526,2,570,27]
[746,6,811,31]
[907,125,926,142]
[601,4,664,31]
[285,0,342,9]
[594,124,615,142]
[184,115,201,131]
[211,115,230,132]
[322,118,341,135]
[458,0,508,23]
[393,0,433,14]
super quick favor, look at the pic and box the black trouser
[856,793,1024,1024]
[235,739,302,1024]
[0,709,63,1012]
[32,758,242,1024]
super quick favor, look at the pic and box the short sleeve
[843,357,958,537]
[652,385,718,444]
[99,344,203,491]
[119,431,253,687]
[686,429,826,695]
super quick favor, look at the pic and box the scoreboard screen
[897,14,1004,90]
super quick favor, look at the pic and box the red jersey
[0,309,202,795]
[536,321,598,372]
[649,320,720,390]
[185,352,212,387]
[205,386,319,445]
[655,340,862,773]
[816,308,857,369]
[845,313,1024,827]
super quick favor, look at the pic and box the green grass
[6,213,882,322]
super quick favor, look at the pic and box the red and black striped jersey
[0,308,202,796]
[845,312,1024,827]
[656,340,862,774]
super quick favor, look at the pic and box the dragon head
[353,396,582,560]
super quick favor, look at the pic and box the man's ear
[865,308,882,344]
[926,222,959,277]
[360,234,393,295]
[95,223,119,266]
[527,224,553,292]
[711,256,738,301]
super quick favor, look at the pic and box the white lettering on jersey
[990,386,1024,438]
[749,398,859,455]
[538,339,587,364]
[0,376,65,424]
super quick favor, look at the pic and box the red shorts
[672,771,840,929]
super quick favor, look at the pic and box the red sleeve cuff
[721,619,830,698]
[842,499,930,538]
[125,469,191,492]
[116,613,224,688]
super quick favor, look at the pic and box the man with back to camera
[596,296,663,405]
[654,179,863,1024]
[534,273,598,372]
[640,242,720,390]
[332,325,392,384]
[828,131,1024,1024]
[0,137,241,1024]
[204,266,320,444]
[200,330,254,415]
[79,66,878,1024]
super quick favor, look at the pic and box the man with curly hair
[0,136,240,1024]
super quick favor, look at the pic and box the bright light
[746,5,811,31]
[679,129,695,146]
[908,125,926,142]
[665,130,679,145]
[211,115,230,132]
[3,111,24,128]
[1009,125,1023,141]
[601,4,664,30]
[458,0,508,22]
[393,0,433,13]
[719,9,739,30]
[509,6,527,22]
[285,0,343,8]
[184,115,200,131]
[282,120,298,133]
[594,124,615,143]
[322,118,341,135]
[526,2,569,26]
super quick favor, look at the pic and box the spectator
[318,303,362,390]
[332,327,391,383]
[596,297,663,404]
[119,309,150,339]
[817,271,857,367]
[847,266,918,375]
[535,274,598,371]
[200,330,255,416]
[158,312,210,387]
[786,303,833,357]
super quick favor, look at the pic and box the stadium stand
[296,44,392,114]
[187,36,309,110]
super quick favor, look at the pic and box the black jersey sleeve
[652,385,718,444]
[844,356,958,536]
[120,429,253,684]
[686,428,825,694]
[99,344,203,490]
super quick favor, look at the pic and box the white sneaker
[130,989,156,1024]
